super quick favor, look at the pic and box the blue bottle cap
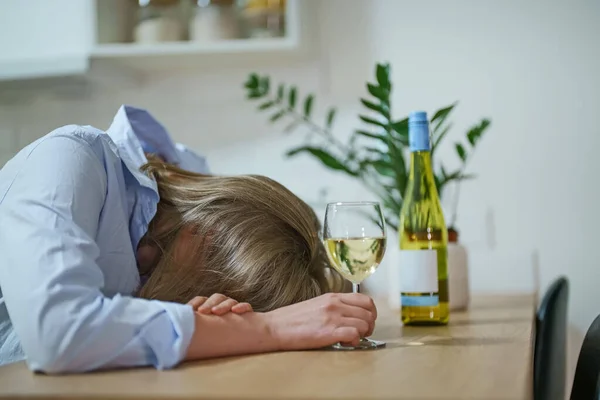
[408,110,430,152]
[409,111,428,124]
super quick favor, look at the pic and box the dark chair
[534,277,569,400]
[571,314,600,400]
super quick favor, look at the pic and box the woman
[0,106,377,373]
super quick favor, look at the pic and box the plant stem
[284,106,350,153]
[445,150,474,228]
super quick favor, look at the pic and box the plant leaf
[276,84,284,101]
[326,108,336,129]
[244,73,259,89]
[432,123,452,153]
[355,130,388,143]
[391,118,408,133]
[288,87,297,109]
[258,101,274,110]
[387,138,408,195]
[367,83,389,103]
[364,146,386,156]
[359,115,387,129]
[247,92,263,99]
[259,76,270,94]
[434,174,442,195]
[286,146,357,176]
[431,102,457,128]
[456,173,477,180]
[442,169,462,181]
[365,213,386,232]
[348,132,357,148]
[439,171,477,189]
[440,165,448,180]
[384,215,399,232]
[455,143,467,162]
[391,118,409,142]
[380,192,402,216]
[466,118,491,147]
[270,110,286,122]
[376,63,391,90]
[360,98,390,119]
[367,160,395,177]
[303,95,314,118]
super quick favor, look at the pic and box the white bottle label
[399,249,439,293]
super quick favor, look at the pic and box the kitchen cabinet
[0,0,304,81]
[0,0,93,81]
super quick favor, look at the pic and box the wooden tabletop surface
[0,294,535,400]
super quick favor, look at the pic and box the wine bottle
[399,111,449,325]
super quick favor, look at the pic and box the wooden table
[0,295,535,400]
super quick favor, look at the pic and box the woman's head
[136,157,342,311]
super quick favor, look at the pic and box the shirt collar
[106,105,160,194]
[119,105,181,165]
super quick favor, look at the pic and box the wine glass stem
[352,282,367,344]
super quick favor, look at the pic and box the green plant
[243,63,490,231]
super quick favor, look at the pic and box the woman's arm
[0,132,195,373]
[185,293,376,360]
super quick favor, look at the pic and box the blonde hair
[136,157,343,311]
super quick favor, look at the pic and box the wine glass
[323,201,387,350]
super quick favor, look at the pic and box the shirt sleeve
[0,135,195,373]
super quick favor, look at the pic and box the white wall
[366,0,600,332]
[1,0,599,386]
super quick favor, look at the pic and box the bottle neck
[409,150,435,180]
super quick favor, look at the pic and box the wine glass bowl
[323,201,387,350]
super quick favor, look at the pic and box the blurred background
[0,0,598,386]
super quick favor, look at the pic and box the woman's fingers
[194,294,252,315]
[339,293,378,320]
[365,320,376,338]
[340,305,375,337]
[332,327,361,346]
[197,294,229,314]
[211,298,239,315]
[187,296,208,310]
[231,302,253,314]
[340,317,370,337]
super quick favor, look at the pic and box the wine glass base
[332,338,386,350]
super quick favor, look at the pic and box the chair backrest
[571,314,600,400]
[534,276,569,400]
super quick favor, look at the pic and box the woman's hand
[264,292,377,350]
[187,294,253,316]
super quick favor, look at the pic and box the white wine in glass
[323,201,387,350]
[324,237,386,284]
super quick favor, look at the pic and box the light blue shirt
[0,106,208,372]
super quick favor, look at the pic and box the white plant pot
[448,242,470,310]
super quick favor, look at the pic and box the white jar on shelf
[134,0,189,43]
[190,0,239,42]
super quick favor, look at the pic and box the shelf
[91,37,297,58]
[90,0,304,73]
[89,36,304,73]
